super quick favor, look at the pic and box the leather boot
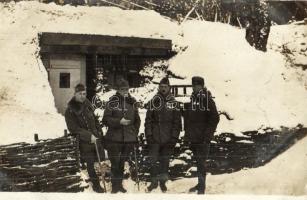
[159,181,167,193]
[117,182,127,193]
[147,180,158,192]
[188,184,199,193]
[92,180,104,193]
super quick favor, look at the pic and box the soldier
[102,78,141,193]
[184,76,220,194]
[65,84,105,193]
[145,77,182,193]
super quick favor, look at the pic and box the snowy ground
[78,133,307,195]
[0,1,306,196]
[0,192,305,200]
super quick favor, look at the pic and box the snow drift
[168,21,307,134]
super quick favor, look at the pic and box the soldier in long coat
[184,76,220,194]
[65,84,105,193]
[103,78,141,193]
[145,77,182,192]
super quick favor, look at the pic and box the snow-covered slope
[209,134,307,195]
[168,20,307,134]
[269,22,307,74]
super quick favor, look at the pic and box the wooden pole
[182,5,197,24]
[99,0,127,9]
[94,140,107,192]
[195,9,203,21]
[121,0,150,10]
[144,0,159,7]
[237,17,242,29]
[34,133,39,142]
[214,7,218,22]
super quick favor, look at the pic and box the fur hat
[74,83,86,93]
[116,78,129,89]
[159,77,170,85]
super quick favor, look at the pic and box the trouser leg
[85,156,100,187]
[147,144,160,183]
[118,144,134,185]
[159,144,174,183]
[108,143,122,188]
[191,143,210,194]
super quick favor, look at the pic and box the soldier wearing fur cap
[65,84,105,193]
[184,76,220,194]
[145,77,182,193]
[102,78,141,193]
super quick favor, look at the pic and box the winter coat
[65,98,103,160]
[145,92,182,144]
[184,88,219,144]
[102,93,141,143]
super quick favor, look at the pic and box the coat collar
[68,97,92,115]
[155,92,175,101]
[191,88,208,99]
[109,93,137,105]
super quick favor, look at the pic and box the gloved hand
[91,135,98,144]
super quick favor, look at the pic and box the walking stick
[133,144,140,191]
[94,140,107,192]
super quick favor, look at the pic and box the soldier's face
[159,84,170,96]
[118,87,129,97]
[193,85,203,93]
[74,91,87,103]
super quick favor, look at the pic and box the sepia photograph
[0,0,306,199]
